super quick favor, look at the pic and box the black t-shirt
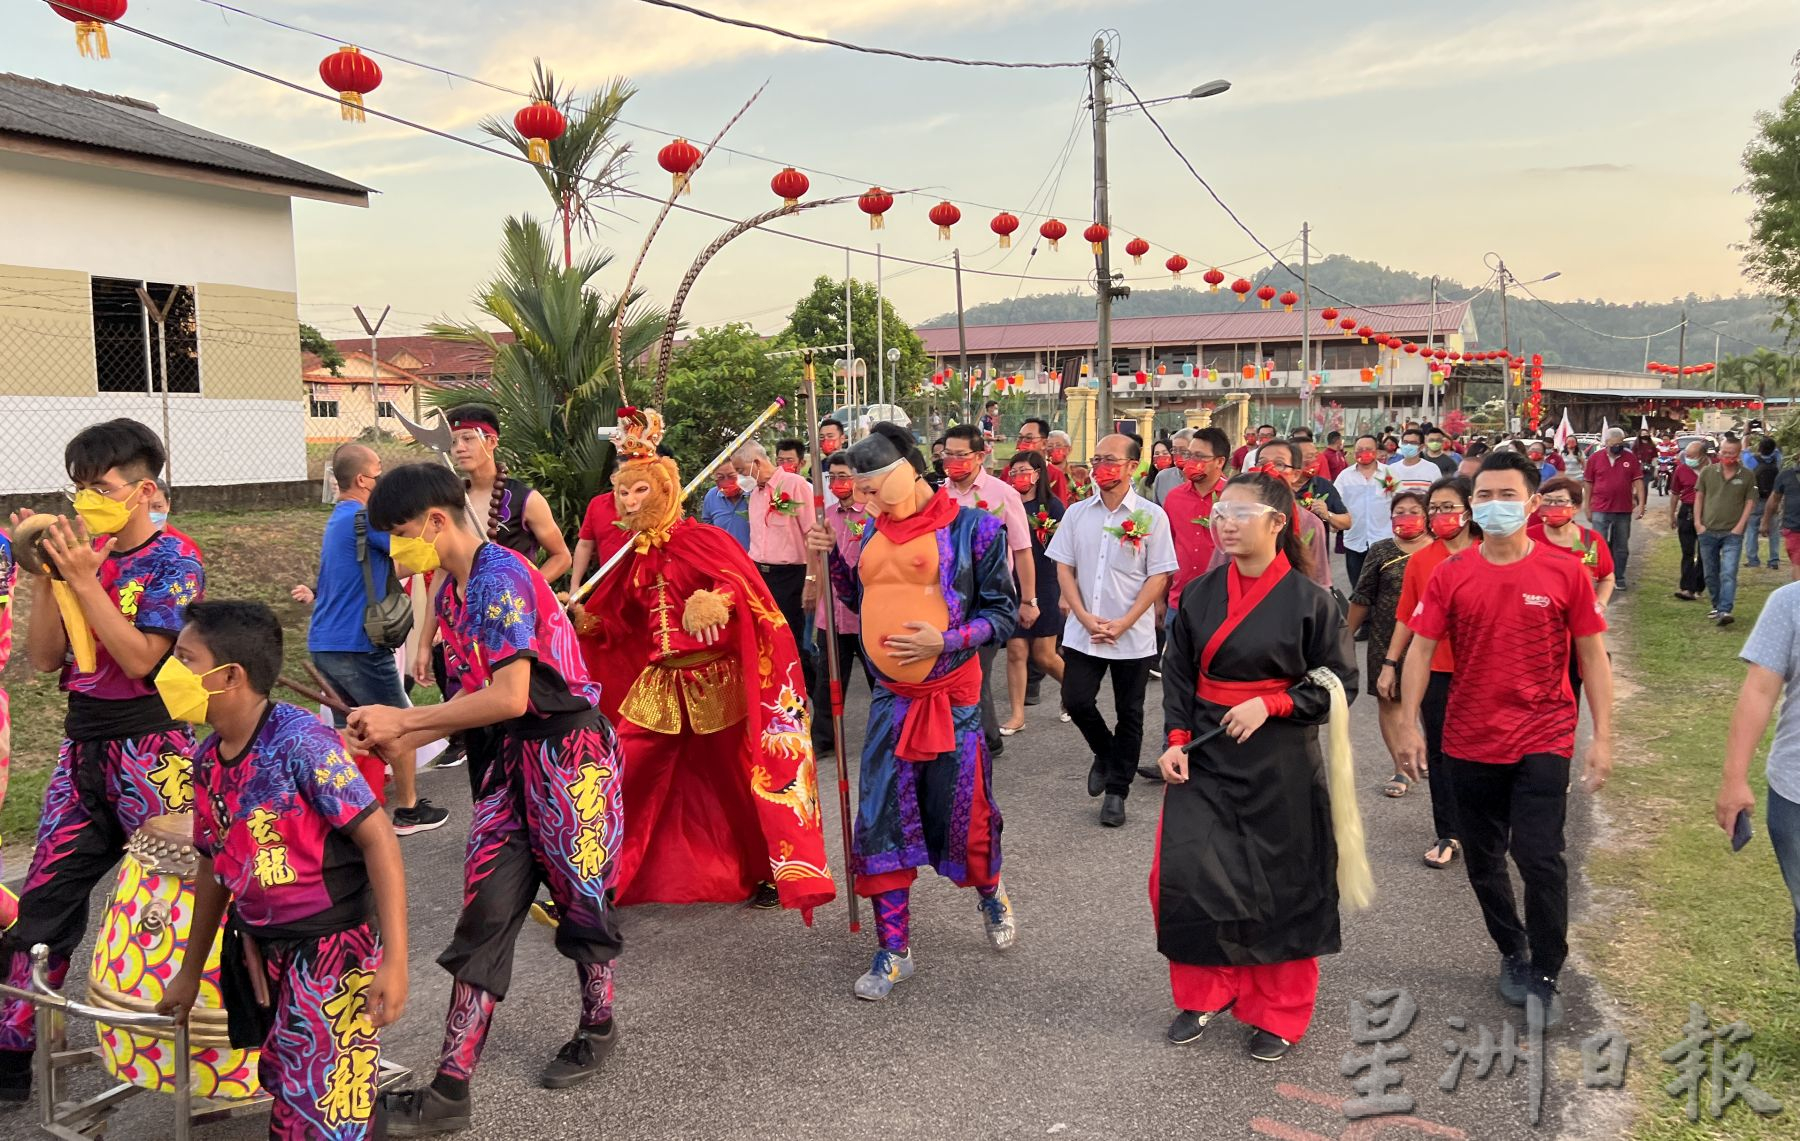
[1774,468,1800,532]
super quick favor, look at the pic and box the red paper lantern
[1039,218,1067,251]
[1278,290,1298,313]
[1134,370,1149,386]
[1320,306,1340,323]
[1357,325,1373,344]
[1231,278,1253,302]
[929,201,962,240]
[770,166,810,208]
[1126,237,1151,265]
[50,0,126,59]
[1360,368,1375,384]
[1434,349,1448,360]
[658,137,702,194]
[1203,267,1227,293]
[1166,254,1188,281]
[1338,318,1357,335]
[858,187,894,230]
[1403,343,1419,355]
[1256,285,1278,309]
[1083,223,1109,255]
[1449,352,1462,362]
[319,46,382,123]
[990,212,1019,248]
[514,100,568,166]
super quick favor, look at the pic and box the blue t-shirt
[308,499,395,654]
[700,487,751,551]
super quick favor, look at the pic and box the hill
[922,255,1786,375]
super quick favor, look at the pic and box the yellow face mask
[73,485,142,535]
[154,658,232,724]
[390,525,442,576]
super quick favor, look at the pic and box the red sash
[872,487,958,547]
[883,656,983,761]
[1196,674,1290,706]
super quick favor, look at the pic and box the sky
[5,0,1798,341]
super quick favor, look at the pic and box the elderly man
[1585,427,1646,591]
[735,440,818,684]
[1149,428,1196,505]
[1047,430,1076,504]
[698,459,752,550]
[1696,436,1758,626]
[1671,439,1707,600]
[1016,417,1071,504]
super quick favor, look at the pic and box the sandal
[1382,774,1413,798]
[1423,839,1461,869]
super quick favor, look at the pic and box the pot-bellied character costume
[815,423,1018,1001]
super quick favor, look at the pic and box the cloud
[1525,163,1634,175]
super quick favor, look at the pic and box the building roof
[0,72,369,204]
[1551,386,1723,401]
[915,300,1473,355]
[326,333,515,376]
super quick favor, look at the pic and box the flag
[1600,416,1610,441]
[1640,415,1650,434]
[1553,409,1574,452]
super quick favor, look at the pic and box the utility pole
[1677,305,1688,402]
[844,251,855,423]
[954,248,971,424]
[875,243,885,419]
[135,285,177,485]
[1300,222,1311,431]
[354,304,393,426]
[1497,262,1512,434]
[1091,35,1115,434]
[1424,276,1437,426]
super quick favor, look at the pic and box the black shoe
[749,881,781,909]
[1167,1006,1230,1045]
[0,1048,30,1103]
[989,738,1005,758]
[1249,1028,1293,1062]
[432,743,467,770]
[540,1021,618,1089]
[392,798,450,836]
[1719,612,1736,627]
[1087,759,1106,798]
[384,1086,472,1136]
[1498,954,1530,1007]
[1354,626,1371,642]
[1137,764,1165,782]
[1100,793,1127,827]
[812,741,835,760]
[1526,974,1566,1029]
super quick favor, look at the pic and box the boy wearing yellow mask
[348,463,623,1133]
[0,418,204,1100]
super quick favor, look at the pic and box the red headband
[451,420,498,441]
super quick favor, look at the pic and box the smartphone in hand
[1732,807,1755,852]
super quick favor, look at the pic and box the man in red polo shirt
[1582,427,1644,592]
[1162,427,1230,613]
[1397,450,1612,1029]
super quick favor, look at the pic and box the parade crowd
[20,398,1800,1140]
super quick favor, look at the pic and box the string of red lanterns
[1648,361,1717,377]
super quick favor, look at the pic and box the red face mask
[1392,515,1427,540]
[717,476,740,496]
[1430,512,1466,539]
[1153,455,1173,470]
[1355,449,1377,465]
[1541,505,1577,528]
[1016,439,1042,452]
[944,456,980,481]
[1049,447,1070,464]
[1188,457,1219,483]
[780,459,800,473]
[1009,472,1036,493]
[820,438,841,455]
[1092,461,1127,490]
[829,478,854,501]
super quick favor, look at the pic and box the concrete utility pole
[135,285,177,485]
[355,304,394,422]
[1092,35,1115,434]
[954,248,971,424]
[1497,262,1512,434]
[1300,222,1311,430]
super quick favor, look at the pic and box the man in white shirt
[1335,432,1395,588]
[943,425,1036,755]
[1386,427,1442,494]
[1046,433,1178,828]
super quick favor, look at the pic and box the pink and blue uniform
[193,702,384,1140]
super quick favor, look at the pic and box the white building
[0,72,368,500]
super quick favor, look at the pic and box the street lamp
[884,346,900,413]
[1485,254,1563,432]
[1111,80,1232,112]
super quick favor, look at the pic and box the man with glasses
[1238,424,1279,474]
[943,426,1036,755]
[0,419,206,1099]
[1164,428,1231,616]
[1015,417,1070,504]
[1335,433,1394,589]
[1046,434,1178,828]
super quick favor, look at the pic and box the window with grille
[309,386,339,418]
[90,278,201,395]
[376,400,398,418]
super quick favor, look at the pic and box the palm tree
[1718,347,1799,400]
[482,61,636,269]
[428,216,666,527]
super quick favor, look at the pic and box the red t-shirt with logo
[1408,544,1607,763]
[1525,523,1614,583]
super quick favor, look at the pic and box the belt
[1196,674,1293,706]
[756,562,805,574]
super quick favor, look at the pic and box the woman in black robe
[1151,471,1362,1062]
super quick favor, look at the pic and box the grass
[1579,528,1800,1138]
[2,504,440,845]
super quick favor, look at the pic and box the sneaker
[1249,1028,1293,1062]
[1166,1006,1231,1045]
[384,1086,472,1136]
[977,881,1017,950]
[1745,561,1761,569]
[1708,609,1721,620]
[529,899,561,929]
[432,744,467,770]
[853,948,915,1001]
[392,798,450,836]
[1719,612,1736,627]
[540,1021,617,1089]
[0,1048,31,1103]
[1149,667,1163,681]
[749,881,781,910]
[1100,792,1127,828]
[1526,974,1566,1029]
[1614,581,1629,592]
[1498,954,1531,1007]
[1059,709,1073,723]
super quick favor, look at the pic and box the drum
[86,814,260,1100]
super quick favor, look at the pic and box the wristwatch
[1382,658,1400,669]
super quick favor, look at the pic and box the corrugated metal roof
[1551,386,1725,400]
[915,300,1472,355]
[0,72,369,199]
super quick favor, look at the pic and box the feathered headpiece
[613,406,666,463]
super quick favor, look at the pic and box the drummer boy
[158,600,408,1140]
[0,418,204,1100]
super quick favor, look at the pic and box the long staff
[567,397,788,607]
[800,354,860,933]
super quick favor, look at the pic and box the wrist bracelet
[1382,658,1400,669]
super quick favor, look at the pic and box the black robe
[1156,561,1358,967]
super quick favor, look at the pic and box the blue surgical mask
[149,511,169,527]
[1473,501,1528,537]
[1683,457,1702,469]
[1398,443,1421,460]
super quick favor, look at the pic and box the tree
[427,215,665,531]
[1742,54,1800,334]
[300,322,343,377]
[661,323,800,478]
[1717,347,1799,399]
[482,61,635,269]
[783,276,929,407]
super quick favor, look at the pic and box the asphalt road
[0,545,1632,1141]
